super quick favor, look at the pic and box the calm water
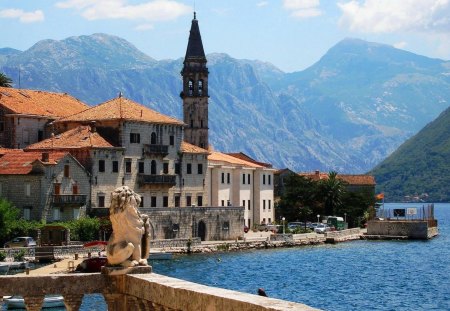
[2,203,449,310]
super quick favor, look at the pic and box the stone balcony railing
[0,272,318,311]
[52,194,87,205]
[143,144,169,157]
[137,174,177,187]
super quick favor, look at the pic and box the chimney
[42,152,49,162]
[315,170,320,176]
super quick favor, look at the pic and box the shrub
[0,250,6,262]
[13,249,25,262]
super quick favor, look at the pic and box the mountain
[371,106,450,202]
[1,34,450,173]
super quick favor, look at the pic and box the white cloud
[257,1,269,7]
[393,41,407,49]
[0,8,44,23]
[55,0,191,21]
[338,0,450,33]
[283,0,322,19]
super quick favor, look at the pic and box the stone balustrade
[0,272,318,311]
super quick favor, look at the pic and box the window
[187,163,192,174]
[269,200,272,210]
[175,163,181,174]
[53,183,60,195]
[112,161,119,173]
[221,172,225,184]
[263,174,266,185]
[248,174,250,184]
[262,218,266,224]
[248,200,251,210]
[98,195,105,208]
[72,184,78,195]
[227,173,230,184]
[198,80,203,96]
[268,175,271,185]
[125,160,132,174]
[38,130,43,141]
[140,196,144,207]
[53,208,60,221]
[138,162,144,174]
[0,121,4,132]
[163,163,169,174]
[174,195,180,207]
[64,165,70,177]
[190,119,194,128]
[197,195,203,207]
[263,200,266,210]
[222,221,229,231]
[25,184,31,197]
[242,174,246,184]
[99,160,105,172]
[23,207,31,220]
[197,163,203,174]
[163,196,168,207]
[170,135,174,146]
[221,200,225,207]
[188,80,194,96]
[151,132,157,145]
[151,160,157,175]
[268,218,272,224]
[151,196,157,207]
[186,195,192,207]
[130,133,140,144]
[242,200,245,208]
[248,219,251,229]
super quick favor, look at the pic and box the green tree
[0,72,13,87]
[340,191,376,227]
[319,171,346,216]
[0,199,20,244]
[277,174,321,223]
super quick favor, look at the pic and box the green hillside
[371,107,450,202]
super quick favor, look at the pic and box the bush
[13,249,25,262]
[0,250,6,262]
[71,217,101,241]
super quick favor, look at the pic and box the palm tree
[319,171,346,216]
[0,72,13,87]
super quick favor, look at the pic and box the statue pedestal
[101,265,152,276]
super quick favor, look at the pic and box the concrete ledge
[125,273,319,311]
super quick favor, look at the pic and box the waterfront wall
[0,273,318,311]
[367,220,437,239]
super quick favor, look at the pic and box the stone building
[0,87,88,149]
[0,149,90,221]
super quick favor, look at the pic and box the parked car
[314,224,331,234]
[4,237,37,248]
[287,222,306,230]
[258,224,280,233]
[308,223,319,230]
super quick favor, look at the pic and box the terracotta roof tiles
[299,171,376,185]
[0,87,88,118]
[208,151,262,168]
[25,125,113,150]
[0,151,68,175]
[56,96,183,125]
[180,141,209,154]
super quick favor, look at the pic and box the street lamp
[344,213,347,223]
[282,217,285,234]
[317,214,320,224]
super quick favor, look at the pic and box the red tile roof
[0,87,88,118]
[0,148,21,156]
[180,141,209,154]
[208,151,263,168]
[226,152,273,168]
[55,96,184,125]
[0,151,68,174]
[25,125,113,150]
[299,171,376,185]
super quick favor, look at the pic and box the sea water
[2,203,449,310]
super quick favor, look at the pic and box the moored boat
[3,295,64,309]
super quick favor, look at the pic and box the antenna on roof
[118,92,122,98]
[194,0,196,19]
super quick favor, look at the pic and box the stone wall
[141,206,244,241]
[367,220,436,239]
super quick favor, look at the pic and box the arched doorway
[198,220,206,241]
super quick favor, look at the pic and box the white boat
[0,262,29,274]
[3,295,65,309]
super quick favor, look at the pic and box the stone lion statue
[106,186,150,267]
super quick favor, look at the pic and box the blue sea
[2,203,449,310]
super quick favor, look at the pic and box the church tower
[181,12,209,149]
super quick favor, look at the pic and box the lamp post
[317,214,320,224]
[282,217,285,234]
[344,213,347,223]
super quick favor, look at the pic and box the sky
[1,0,450,72]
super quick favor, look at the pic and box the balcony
[138,174,176,187]
[143,144,169,157]
[52,194,87,205]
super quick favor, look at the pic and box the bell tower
[181,12,209,149]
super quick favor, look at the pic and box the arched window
[188,80,194,96]
[151,160,157,175]
[198,80,203,96]
[151,132,157,145]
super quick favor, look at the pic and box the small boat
[75,256,107,273]
[3,295,64,309]
[0,262,29,274]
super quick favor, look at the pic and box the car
[287,222,306,231]
[4,237,37,248]
[308,223,320,230]
[258,224,280,233]
[314,224,331,234]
